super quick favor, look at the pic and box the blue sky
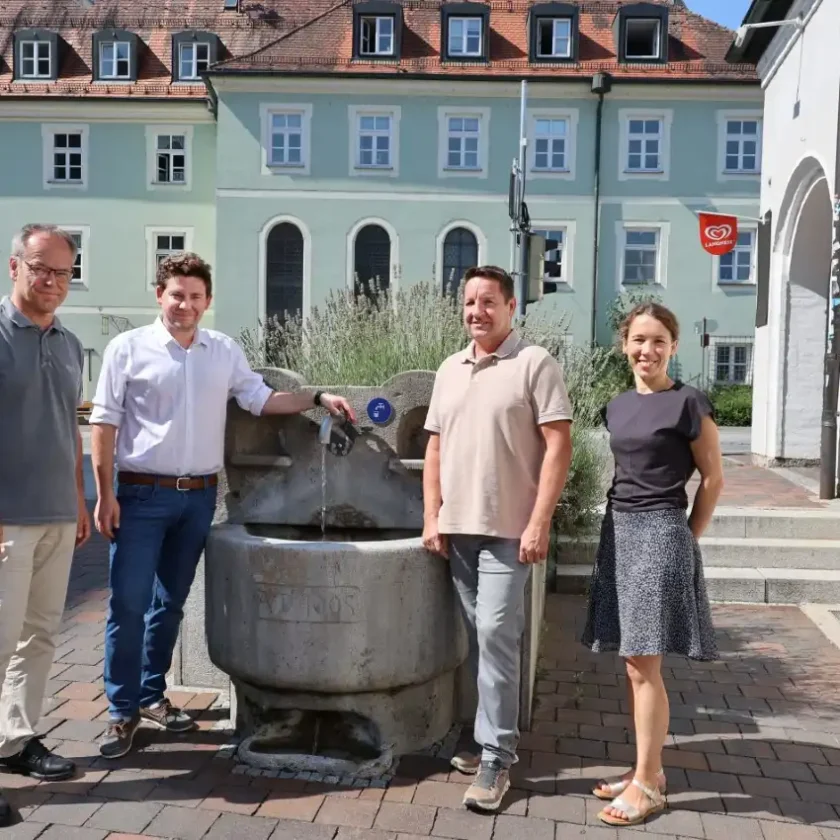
[685,0,752,29]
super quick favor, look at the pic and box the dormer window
[93,30,140,81]
[441,3,491,62]
[172,32,221,83]
[13,30,60,81]
[179,42,210,79]
[360,15,394,55]
[615,3,668,63]
[625,18,660,59]
[21,41,52,78]
[100,42,131,78]
[352,2,403,60]
[537,18,571,58]
[449,18,482,56]
[528,4,579,63]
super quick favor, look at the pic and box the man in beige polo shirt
[423,265,573,812]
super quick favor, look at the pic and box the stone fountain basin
[204,523,468,695]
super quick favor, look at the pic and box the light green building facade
[0,5,763,394]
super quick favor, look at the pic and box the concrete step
[554,565,840,605]
[555,534,840,570]
[585,506,840,540]
[557,534,840,571]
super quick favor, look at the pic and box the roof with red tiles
[0,0,331,99]
[215,1,757,83]
[0,0,756,100]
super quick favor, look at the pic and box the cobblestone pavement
[687,459,822,509]
[8,503,840,839]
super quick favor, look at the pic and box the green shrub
[239,280,609,538]
[708,384,752,427]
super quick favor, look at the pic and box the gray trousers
[449,535,531,768]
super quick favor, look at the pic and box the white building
[727,0,839,480]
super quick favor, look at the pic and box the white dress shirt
[89,317,273,476]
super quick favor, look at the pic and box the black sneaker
[139,698,196,733]
[99,715,140,759]
[0,737,75,781]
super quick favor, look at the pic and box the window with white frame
[626,118,662,172]
[154,133,187,184]
[536,18,572,58]
[148,231,188,286]
[269,112,304,166]
[446,116,480,169]
[622,229,660,285]
[718,230,756,285]
[67,230,86,286]
[99,41,131,79]
[448,17,482,56]
[624,18,661,60]
[533,117,569,172]
[356,114,392,168]
[179,42,210,80]
[714,343,752,385]
[724,118,761,173]
[49,131,85,184]
[20,41,51,78]
[359,15,394,56]
[532,227,567,284]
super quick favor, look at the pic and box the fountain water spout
[318,412,359,457]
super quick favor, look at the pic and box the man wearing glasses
[0,224,91,824]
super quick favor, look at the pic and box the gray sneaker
[450,749,481,774]
[139,698,195,733]
[99,715,140,759]
[462,758,511,812]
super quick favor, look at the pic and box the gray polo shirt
[0,296,84,524]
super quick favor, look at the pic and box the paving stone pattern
[687,459,822,509]
[9,503,840,839]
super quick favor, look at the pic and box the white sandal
[598,778,667,827]
[592,768,666,801]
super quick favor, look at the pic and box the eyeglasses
[21,259,73,284]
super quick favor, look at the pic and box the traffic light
[525,233,563,303]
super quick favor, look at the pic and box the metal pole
[517,80,528,318]
[820,198,840,499]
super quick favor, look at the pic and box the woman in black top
[581,303,724,828]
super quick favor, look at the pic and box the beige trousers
[0,523,76,758]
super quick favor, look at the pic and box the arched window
[265,222,304,323]
[441,227,478,295]
[353,224,391,300]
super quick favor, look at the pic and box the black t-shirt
[602,382,715,512]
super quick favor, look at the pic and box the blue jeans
[103,480,217,720]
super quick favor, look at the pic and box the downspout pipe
[590,72,612,347]
[818,75,840,499]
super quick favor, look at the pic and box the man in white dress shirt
[89,252,355,758]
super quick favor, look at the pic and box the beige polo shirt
[424,330,573,540]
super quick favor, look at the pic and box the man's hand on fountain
[320,394,357,423]
[422,516,449,558]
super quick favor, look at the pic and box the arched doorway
[441,227,478,295]
[780,169,832,459]
[353,224,391,300]
[265,222,304,323]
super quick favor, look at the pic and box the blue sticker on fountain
[367,397,394,425]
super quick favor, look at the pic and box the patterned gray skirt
[580,508,719,661]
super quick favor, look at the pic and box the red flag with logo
[698,213,738,256]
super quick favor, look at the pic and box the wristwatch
[313,390,324,407]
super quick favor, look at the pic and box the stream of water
[320,445,327,538]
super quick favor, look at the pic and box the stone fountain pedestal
[170,368,547,769]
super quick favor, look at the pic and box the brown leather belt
[118,471,218,491]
